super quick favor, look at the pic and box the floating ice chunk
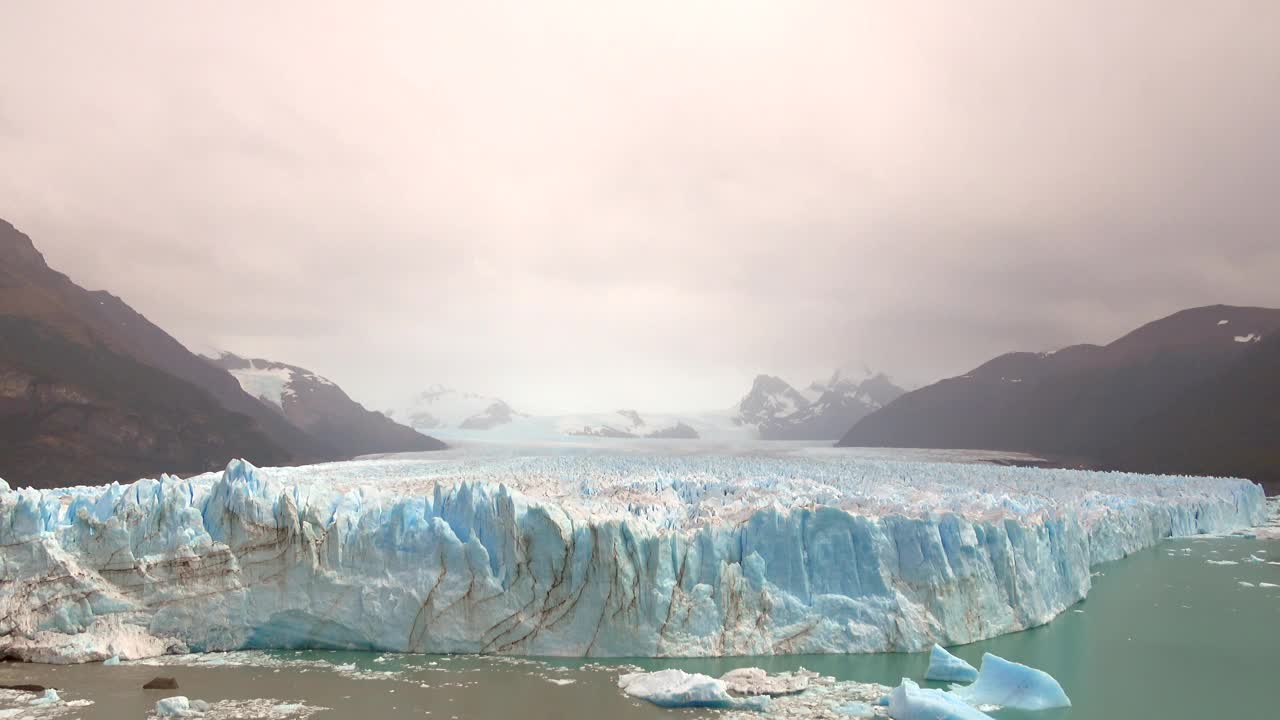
[835,700,875,716]
[1260,582,1279,588]
[154,696,192,717]
[951,653,1071,710]
[1237,581,1256,588]
[888,678,992,720]
[1206,559,1239,565]
[720,667,810,696]
[545,678,576,686]
[104,655,121,666]
[618,669,767,710]
[29,689,60,706]
[926,644,978,683]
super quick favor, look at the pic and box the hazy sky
[3,1,1278,413]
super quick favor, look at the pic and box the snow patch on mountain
[200,352,335,410]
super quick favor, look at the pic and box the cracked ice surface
[0,451,1266,663]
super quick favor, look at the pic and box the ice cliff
[0,451,1265,663]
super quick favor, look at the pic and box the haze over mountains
[2,215,1277,493]
[392,369,905,442]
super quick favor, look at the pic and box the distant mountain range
[11,212,1271,491]
[839,305,1280,491]
[395,370,904,442]
[0,219,443,488]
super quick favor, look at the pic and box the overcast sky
[3,1,1278,413]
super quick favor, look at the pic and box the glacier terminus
[0,447,1266,664]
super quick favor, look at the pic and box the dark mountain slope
[0,219,330,463]
[1102,332,1280,490]
[0,315,289,488]
[0,218,446,488]
[839,305,1280,489]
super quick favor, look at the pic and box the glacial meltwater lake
[2,531,1276,720]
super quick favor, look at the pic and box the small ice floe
[1245,555,1266,564]
[1238,581,1256,588]
[545,679,576,686]
[154,697,208,717]
[1207,560,1239,565]
[925,645,978,683]
[29,689,60,706]
[889,678,992,720]
[146,695,327,719]
[720,667,812,696]
[103,655,121,665]
[950,653,1071,711]
[833,700,874,716]
[1259,583,1279,588]
[618,669,767,710]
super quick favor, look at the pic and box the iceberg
[950,653,1071,710]
[28,689,60,706]
[925,644,978,683]
[0,451,1265,663]
[888,678,992,720]
[617,669,767,710]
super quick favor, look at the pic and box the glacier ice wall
[0,453,1265,663]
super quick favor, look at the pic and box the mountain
[560,409,701,439]
[839,305,1280,490]
[392,385,523,430]
[203,352,445,457]
[736,370,906,440]
[1101,331,1280,490]
[0,219,303,488]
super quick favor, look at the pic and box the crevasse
[0,454,1265,663]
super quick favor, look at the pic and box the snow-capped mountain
[204,352,444,457]
[393,385,523,430]
[737,369,905,440]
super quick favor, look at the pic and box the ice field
[0,445,1265,664]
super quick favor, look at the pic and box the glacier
[0,448,1266,663]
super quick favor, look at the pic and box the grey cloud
[1,1,1277,412]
